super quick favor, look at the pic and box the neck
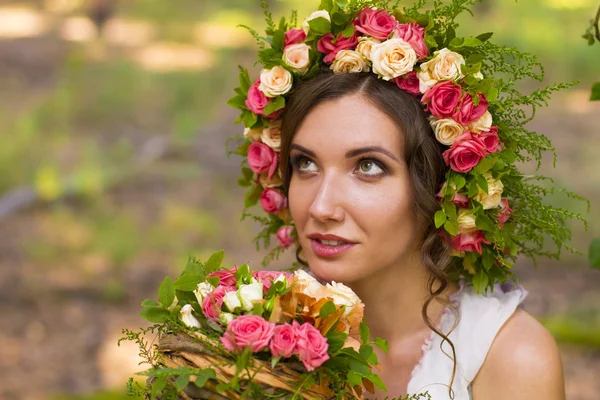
[348,251,458,342]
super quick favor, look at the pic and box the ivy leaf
[473,269,489,294]
[158,277,175,308]
[206,250,225,273]
[590,82,600,101]
[589,237,600,269]
[373,338,389,353]
[434,209,447,229]
[175,374,190,390]
[140,307,170,323]
[359,322,370,344]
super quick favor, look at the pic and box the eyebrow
[290,144,400,163]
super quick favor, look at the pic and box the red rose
[270,323,298,358]
[451,231,491,255]
[247,141,279,179]
[260,188,287,214]
[293,321,329,371]
[436,182,470,208]
[276,225,295,248]
[354,7,397,40]
[421,81,463,119]
[394,71,421,96]
[392,23,428,59]
[496,198,512,227]
[453,93,489,126]
[478,126,502,154]
[252,270,291,293]
[245,78,283,120]
[442,131,488,173]
[221,315,275,353]
[317,32,359,64]
[207,267,238,287]
[202,285,235,321]
[284,28,306,49]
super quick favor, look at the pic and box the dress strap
[407,282,528,399]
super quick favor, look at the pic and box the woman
[276,72,564,399]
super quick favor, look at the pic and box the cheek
[288,176,308,229]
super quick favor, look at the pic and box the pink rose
[293,321,329,371]
[496,198,512,227]
[276,225,295,248]
[245,79,283,120]
[202,285,235,321]
[317,32,359,64]
[284,28,307,49]
[392,23,428,59]
[442,131,488,173]
[394,71,421,96]
[436,182,470,208]
[451,231,491,255]
[207,267,239,287]
[260,188,287,214]
[421,81,462,119]
[478,126,502,154]
[453,93,489,126]
[253,270,291,293]
[247,141,279,179]
[270,323,298,358]
[221,315,275,353]
[354,7,397,40]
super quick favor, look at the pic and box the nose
[308,173,345,223]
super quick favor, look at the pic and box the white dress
[407,281,528,400]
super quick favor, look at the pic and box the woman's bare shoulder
[471,308,565,400]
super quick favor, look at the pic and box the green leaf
[476,214,496,232]
[151,376,166,400]
[424,34,438,49]
[463,37,483,47]
[366,350,379,365]
[319,0,333,12]
[473,269,489,294]
[434,209,447,229]
[341,23,355,38]
[589,237,600,268]
[467,54,485,64]
[242,167,254,182]
[349,359,371,376]
[373,338,389,353]
[475,174,488,194]
[474,157,496,174]
[359,322,370,344]
[226,95,248,111]
[242,111,258,128]
[174,274,204,291]
[140,307,170,323]
[319,301,337,319]
[308,17,331,35]
[327,330,348,354]
[244,185,262,208]
[347,371,362,386]
[271,356,281,369]
[359,344,373,360]
[487,87,499,102]
[175,374,190,390]
[206,250,225,273]
[366,373,386,391]
[590,82,600,101]
[158,277,175,308]
[141,299,160,307]
[239,68,252,93]
[263,96,285,116]
[194,368,217,388]
[444,219,459,236]
[272,29,285,52]
[476,32,494,42]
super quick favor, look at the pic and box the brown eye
[357,159,384,176]
[296,157,318,172]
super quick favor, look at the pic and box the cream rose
[474,172,504,209]
[371,38,418,81]
[430,117,467,146]
[301,10,331,33]
[193,281,214,304]
[259,171,283,188]
[457,208,478,235]
[261,120,282,150]
[259,66,293,98]
[223,291,242,312]
[243,127,262,141]
[331,50,370,74]
[417,48,465,93]
[325,281,361,316]
[293,270,324,299]
[283,43,311,75]
[467,110,493,133]
[238,280,263,311]
[219,312,235,326]
[356,37,381,60]
[180,304,201,328]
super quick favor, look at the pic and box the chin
[306,256,363,284]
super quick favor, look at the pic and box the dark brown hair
[279,70,458,393]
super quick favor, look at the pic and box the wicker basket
[154,331,338,400]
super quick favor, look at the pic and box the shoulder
[471,309,565,400]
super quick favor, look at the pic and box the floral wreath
[227,0,587,293]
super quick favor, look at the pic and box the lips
[307,233,357,258]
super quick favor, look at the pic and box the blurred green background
[0,0,598,399]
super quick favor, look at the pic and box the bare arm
[471,309,565,400]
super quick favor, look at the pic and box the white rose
[293,269,324,299]
[219,312,235,326]
[457,208,478,235]
[356,37,381,60]
[283,43,311,75]
[193,281,214,304]
[370,38,418,81]
[243,127,262,141]
[179,304,201,328]
[429,117,467,146]
[261,120,282,150]
[468,110,493,133]
[238,280,263,311]
[331,50,370,74]
[301,10,331,34]
[223,291,242,312]
[474,172,504,210]
[417,48,465,93]
[473,71,484,80]
[273,273,286,284]
[259,66,293,98]
[325,281,361,316]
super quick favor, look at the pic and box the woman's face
[288,94,422,284]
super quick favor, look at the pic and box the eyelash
[290,154,388,177]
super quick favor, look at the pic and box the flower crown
[227,0,587,293]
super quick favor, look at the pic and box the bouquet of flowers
[121,250,429,400]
